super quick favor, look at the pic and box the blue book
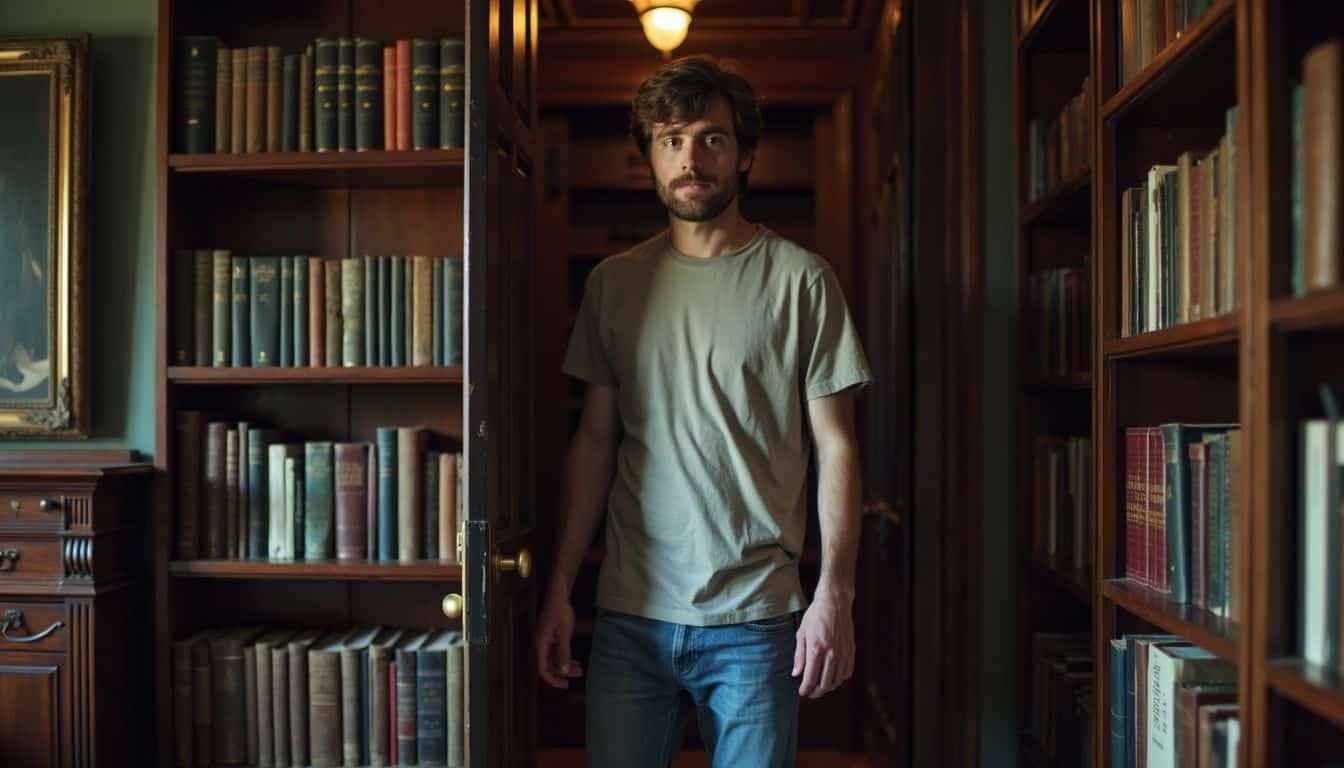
[1161,424,1237,604]
[376,427,399,561]
[303,441,334,560]
[293,255,308,366]
[1110,638,1127,768]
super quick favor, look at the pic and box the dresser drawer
[0,492,64,532]
[0,600,66,652]
[0,538,63,582]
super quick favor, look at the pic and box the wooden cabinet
[0,451,151,768]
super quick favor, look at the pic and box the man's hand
[792,586,855,699]
[536,588,584,689]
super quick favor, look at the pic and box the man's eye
[663,137,681,149]
[705,136,722,146]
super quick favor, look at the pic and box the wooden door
[463,0,540,762]
[857,5,914,767]
[0,652,65,768]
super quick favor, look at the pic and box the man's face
[648,99,753,223]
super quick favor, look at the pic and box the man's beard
[656,171,739,223]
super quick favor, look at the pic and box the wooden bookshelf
[1101,312,1240,359]
[1101,579,1239,663]
[1014,1,1095,764]
[152,0,539,765]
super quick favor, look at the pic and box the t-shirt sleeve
[562,268,617,386]
[801,266,873,400]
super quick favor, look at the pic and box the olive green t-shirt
[562,226,872,626]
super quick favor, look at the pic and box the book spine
[439,454,455,561]
[338,38,356,151]
[1293,82,1307,297]
[416,647,448,766]
[247,429,271,558]
[210,638,249,765]
[413,256,433,365]
[266,46,282,151]
[258,642,275,767]
[309,651,343,768]
[304,442,335,559]
[225,429,239,559]
[215,46,231,153]
[237,423,250,558]
[172,250,195,365]
[231,256,251,366]
[176,36,217,153]
[411,39,439,150]
[205,422,228,558]
[212,251,232,366]
[175,412,203,559]
[390,256,405,366]
[282,54,299,152]
[314,39,339,152]
[194,250,213,365]
[231,49,247,153]
[398,427,426,561]
[365,256,378,365]
[299,52,314,152]
[279,256,294,366]
[395,649,418,764]
[294,255,309,366]
[439,38,465,149]
[383,46,396,150]
[325,260,343,366]
[246,46,267,153]
[272,647,291,768]
[335,443,370,560]
[1148,427,1169,593]
[288,643,309,766]
[395,40,412,150]
[447,641,464,767]
[192,640,213,768]
[355,39,383,151]
[370,647,391,767]
[341,649,363,768]
[342,258,366,366]
[1162,425,1189,603]
[250,257,280,366]
[445,258,463,365]
[245,645,259,766]
[377,427,399,562]
[310,258,326,366]
[172,639,196,766]
[433,258,444,366]
[1304,41,1343,291]
[389,663,399,765]
[424,451,440,560]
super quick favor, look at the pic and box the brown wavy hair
[630,57,762,189]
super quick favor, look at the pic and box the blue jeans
[586,608,802,768]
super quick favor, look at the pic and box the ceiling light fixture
[629,0,701,57]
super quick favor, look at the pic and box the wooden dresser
[0,450,151,768]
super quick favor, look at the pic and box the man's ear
[738,150,755,174]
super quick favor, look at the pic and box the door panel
[464,0,538,762]
[0,654,64,768]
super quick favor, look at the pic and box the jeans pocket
[742,613,797,633]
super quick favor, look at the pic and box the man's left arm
[794,390,862,699]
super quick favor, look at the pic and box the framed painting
[0,35,90,438]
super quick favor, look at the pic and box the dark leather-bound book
[411,38,438,150]
[334,442,370,561]
[231,48,247,154]
[231,256,251,367]
[210,627,264,765]
[175,35,217,153]
[314,39,339,152]
[212,250,232,367]
[246,46,267,153]
[172,249,194,365]
[376,427,398,562]
[194,250,212,365]
[1305,39,1344,291]
[309,630,357,768]
[174,410,205,559]
[310,258,326,366]
[286,629,328,767]
[383,46,396,150]
[293,255,309,366]
[282,54,299,152]
[397,426,427,561]
[250,257,280,367]
[299,52,314,152]
[303,442,335,560]
[416,630,454,766]
[205,421,229,558]
[439,38,464,149]
[338,38,355,151]
[355,39,384,151]
[325,259,343,366]
[279,256,294,366]
[395,632,432,765]
[266,46,282,151]
[253,630,298,768]
[395,40,411,150]
[215,46,231,153]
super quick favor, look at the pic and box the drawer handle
[1,609,64,644]
[39,498,59,512]
[0,548,18,571]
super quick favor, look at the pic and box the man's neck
[668,206,759,259]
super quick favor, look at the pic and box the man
[535,56,872,768]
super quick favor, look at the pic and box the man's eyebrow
[655,123,730,140]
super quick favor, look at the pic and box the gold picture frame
[0,35,90,438]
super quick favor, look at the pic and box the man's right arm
[536,382,620,688]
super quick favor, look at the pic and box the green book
[432,257,444,366]
[304,441,335,560]
[212,249,232,367]
[1292,81,1306,297]
[375,256,386,366]
[313,38,338,152]
[337,38,355,151]
[341,258,365,366]
[249,257,280,367]
[1161,423,1237,604]
[175,36,218,153]
[390,256,405,366]
[230,256,250,367]
[293,255,308,366]
[411,38,439,150]
[424,450,440,560]
[279,255,293,366]
[439,38,465,149]
[282,53,299,152]
[364,256,377,366]
[445,256,463,365]
[355,38,383,151]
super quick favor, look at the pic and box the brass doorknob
[493,548,531,579]
[442,593,464,619]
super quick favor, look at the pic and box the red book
[1147,427,1170,594]
[334,443,370,560]
[1125,427,1145,585]
[388,662,398,765]
[395,40,411,151]
[383,46,396,150]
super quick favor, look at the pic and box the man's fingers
[792,631,806,677]
[557,630,574,676]
[813,649,836,698]
[798,638,823,696]
[536,631,565,688]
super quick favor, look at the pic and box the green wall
[979,0,1019,765]
[0,0,158,457]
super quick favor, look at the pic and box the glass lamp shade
[639,7,692,54]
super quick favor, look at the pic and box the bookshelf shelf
[1020,169,1091,226]
[168,149,465,187]
[1102,313,1240,359]
[1269,289,1344,333]
[1266,659,1344,733]
[1027,554,1091,605]
[167,558,462,581]
[1100,0,1235,124]
[167,365,464,385]
[1102,579,1239,664]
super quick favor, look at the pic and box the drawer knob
[8,500,17,513]
[38,498,59,512]
[0,549,19,569]
[1,609,64,644]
